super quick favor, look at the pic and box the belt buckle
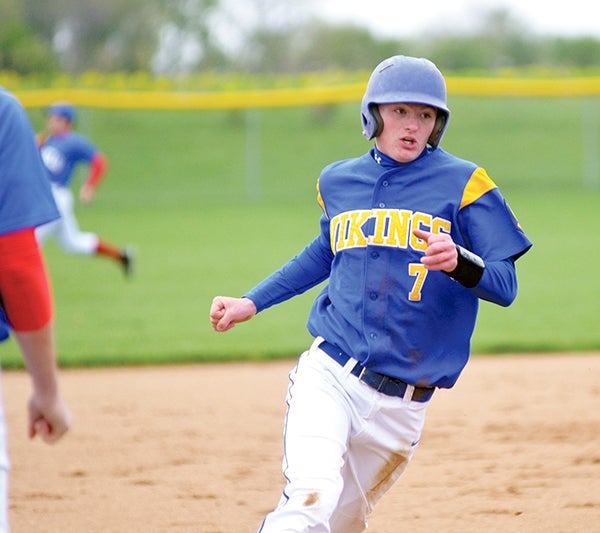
[358,366,367,381]
[357,367,389,394]
[375,375,389,393]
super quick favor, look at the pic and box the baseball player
[210,55,532,532]
[35,102,134,276]
[0,87,72,532]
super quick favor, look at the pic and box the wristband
[444,245,485,288]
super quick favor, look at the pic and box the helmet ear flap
[428,112,448,149]
[370,104,384,138]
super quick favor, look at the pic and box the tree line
[1,0,599,76]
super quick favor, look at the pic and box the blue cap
[47,102,76,123]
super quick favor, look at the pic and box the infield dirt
[4,353,599,532]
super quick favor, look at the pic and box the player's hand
[79,184,95,204]
[28,392,72,445]
[413,229,458,272]
[210,296,257,332]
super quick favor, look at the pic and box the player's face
[376,103,437,163]
[46,115,70,135]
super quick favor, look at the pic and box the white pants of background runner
[35,184,98,254]
[258,337,428,533]
[0,377,10,532]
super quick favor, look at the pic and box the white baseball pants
[258,337,428,533]
[0,376,10,533]
[35,184,98,255]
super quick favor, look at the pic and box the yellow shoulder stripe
[460,168,497,209]
[316,179,329,219]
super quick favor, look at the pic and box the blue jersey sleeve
[471,257,518,306]
[244,229,333,313]
[458,187,532,262]
[0,88,60,235]
[454,172,532,306]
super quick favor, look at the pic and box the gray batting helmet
[361,55,450,148]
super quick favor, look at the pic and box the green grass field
[1,97,598,368]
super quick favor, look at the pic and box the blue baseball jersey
[246,146,532,389]
[0,87,60,341]
[0,307,8,343]
[0,88,60,236]
[40,130,98,187]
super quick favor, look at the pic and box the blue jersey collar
[371,145,433,169]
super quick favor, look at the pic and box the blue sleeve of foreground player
[470,257,517,307]
[245,234,333,313]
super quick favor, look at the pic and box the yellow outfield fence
[14,77,600,110]
[15,85,365,110]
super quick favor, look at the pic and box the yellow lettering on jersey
[408,263,428,301]
[370,209,390,245]
[432,218,451,235]
[331,212,349,253]
[382,209,411,248]
[345,211,371,248]
[330,209,452,254]
[329,216,338,252]
[409,212,432,251]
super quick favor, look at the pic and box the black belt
[318,340,434,403]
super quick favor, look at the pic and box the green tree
[293,23,408,72]
[152,0,226,73]
[2,0,600,76]
[425,8,540,72]
[550,37,600,68]
[1,0,226,74]
[0,0,57,74]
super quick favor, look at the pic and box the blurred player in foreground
[210,55,532,532]
[0,88,72,532]
[35,102,134,277]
